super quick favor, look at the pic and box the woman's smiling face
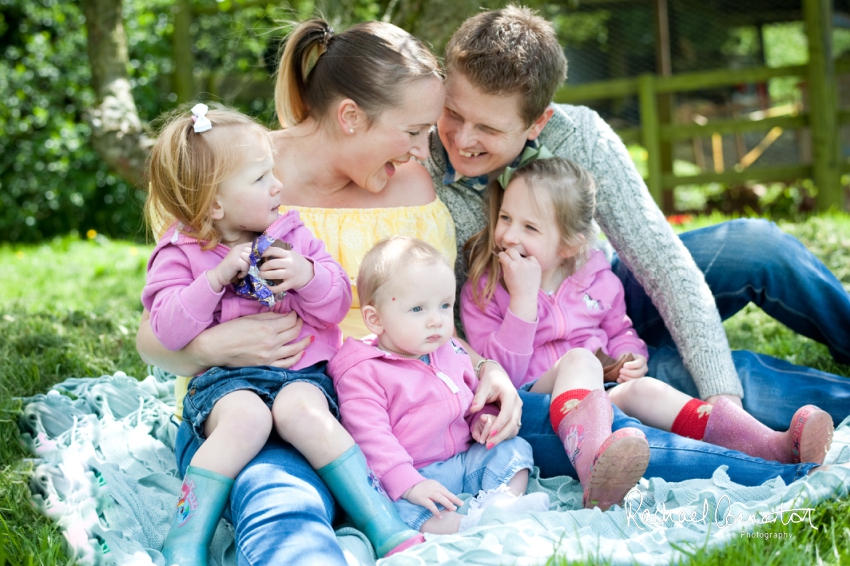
[353,76,445,194]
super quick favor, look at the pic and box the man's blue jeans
[611,218,850,427]
[174,420,348,566]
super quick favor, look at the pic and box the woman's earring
[349,128,354,134]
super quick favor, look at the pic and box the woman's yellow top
[173,199,456,419]
[282,199,457,338]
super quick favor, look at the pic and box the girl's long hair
[464,157,597,308]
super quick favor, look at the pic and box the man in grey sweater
[428,5,850,433]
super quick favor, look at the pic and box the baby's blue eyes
[409,304,451,312]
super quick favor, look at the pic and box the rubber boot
[554,389,650,510]
[161,466,233,566]
[317,446,424,557]
[702,397,834,464]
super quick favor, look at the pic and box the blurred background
[2,0,849,243]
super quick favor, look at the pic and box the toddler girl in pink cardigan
[461,155,834,511]
[143,104,422,564]
[329,236,549,534]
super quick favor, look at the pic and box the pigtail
[276,19,334,128]
[464,181,505,309]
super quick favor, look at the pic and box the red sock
[550,389,591,431]
[671,399,712,440]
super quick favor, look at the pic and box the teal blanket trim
[19,371,850,566]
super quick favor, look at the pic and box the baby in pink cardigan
[329,236,549,534]
[460,155,834,511]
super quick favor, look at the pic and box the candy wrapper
[232,235,292,309]
[594,348,635,383]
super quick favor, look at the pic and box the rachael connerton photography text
[623,487,816,531]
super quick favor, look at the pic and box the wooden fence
[553,0,848,212]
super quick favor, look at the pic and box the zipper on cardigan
[543,289,568,369]
[435,371,459,394]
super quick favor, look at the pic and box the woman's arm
[453,334,523,446]
[136,309,310,376]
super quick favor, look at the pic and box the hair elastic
[191,103,212,133]
[303,24,335,79]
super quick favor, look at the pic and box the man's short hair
[445,5,567,127]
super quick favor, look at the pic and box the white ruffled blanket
[19,371,850,566]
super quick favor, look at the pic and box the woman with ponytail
[137,18,463,565]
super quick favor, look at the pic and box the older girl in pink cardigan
[143,105,421,565]
[461,155,834,510]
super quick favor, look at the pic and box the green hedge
[0,0,292,243]
[0,0,156,242]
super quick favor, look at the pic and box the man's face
[437,72,542,179]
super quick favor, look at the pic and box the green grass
[1,218,849,565]
[722,216,850,377]
[0,234,150,565]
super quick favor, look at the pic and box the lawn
[1,216,848,565]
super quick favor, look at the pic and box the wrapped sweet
[232,235,291,308]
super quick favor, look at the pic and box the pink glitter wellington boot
[702,397,834,464]
[550,389,650,510]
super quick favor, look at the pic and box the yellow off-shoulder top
[282,198,457,338]
[172,199,456,419]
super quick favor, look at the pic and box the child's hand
[617,354,648,382]
[471,413,495,444]
[207,243,252,293]
[259,247,315,293]
[498,248,540,322]
[403,480,464,519]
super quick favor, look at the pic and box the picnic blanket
[19,370,850,566]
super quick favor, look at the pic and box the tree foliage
[0,0,306,243]
[0,0,144,242]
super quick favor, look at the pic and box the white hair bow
[191,103,212,133]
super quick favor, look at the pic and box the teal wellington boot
[161,466,234,566]
[317,446,424,557]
